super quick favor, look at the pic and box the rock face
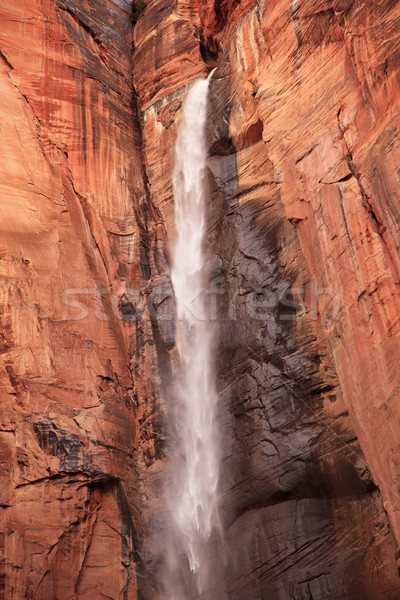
[1,0,400,599]
[0,1,160,597]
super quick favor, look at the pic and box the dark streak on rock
[56,1,111,70]
[0,47,13,70]
[291,0,302,86]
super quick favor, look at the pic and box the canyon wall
[1,0,400,598]
[0,1,162,597]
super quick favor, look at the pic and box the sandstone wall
[1,0,400,598]
[134,0,400,597]
[0,1,162,597]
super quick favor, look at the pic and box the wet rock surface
[1,0,400,598]
[207,118,400,596]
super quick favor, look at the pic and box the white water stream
[166,72,220,597]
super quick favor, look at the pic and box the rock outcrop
[1,0,400,598]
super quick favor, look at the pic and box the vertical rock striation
[1,0,400,598]
[134,0,400,598]
[0,0,164,597]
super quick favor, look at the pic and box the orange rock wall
[216,0,400,542]
[0,1,162,597]
[134,0,400,597]
[2,0,400,598]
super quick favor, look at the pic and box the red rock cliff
[2,0,400,599]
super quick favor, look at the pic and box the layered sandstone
[0,0,161,597]
[1,0,400,599]
[134,0,400,597]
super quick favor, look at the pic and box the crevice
[336,172,353,183]
[291,0,302,86]
[56,1,111,71]
[321,172,353,185]
[335,15,377,127]
[74,499,100,596]
[336,105,353,161]
[131,0,147,26]
[107,229,136,237]
[116,481,153,600]
[295,144,318,164]
[68,179,110,277]
[309,384,335,396]
[131,17,170,278]
[15,472,111,488]
[34,570,51,597]
[199,30,220,66]
[0,47,13,70]
[336,106,390,248]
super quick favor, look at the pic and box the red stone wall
[2,0,400,598]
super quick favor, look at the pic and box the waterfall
[165,72,220,598]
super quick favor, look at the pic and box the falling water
[166,72,220,598]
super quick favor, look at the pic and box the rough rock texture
[0,1,162,597]
[2,0,400,599]
[133,0,400,598]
